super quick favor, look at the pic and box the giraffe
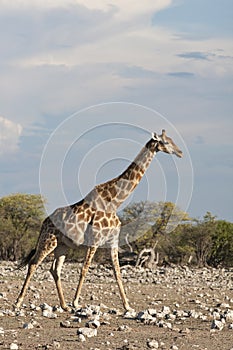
[15,129,182,312]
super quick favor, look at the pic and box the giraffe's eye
[160,140,168,145]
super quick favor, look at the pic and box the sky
[0,0,232,222]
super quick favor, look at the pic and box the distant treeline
[0,194,232,267]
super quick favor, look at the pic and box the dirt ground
[0,261,233,350]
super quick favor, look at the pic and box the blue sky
[0,0,232,222]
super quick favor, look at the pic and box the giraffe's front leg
[73,246,97,309]
[111,247,134,311]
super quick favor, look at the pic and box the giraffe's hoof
[61,305,72,312]
[124,304,134,312]
[123,308,137,319]
[13,304,23,313]
[72,301,82,310]
[14,300,22,310]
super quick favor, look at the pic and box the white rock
[181,328,190,334]
[77,327,97,338]
[86,319,101,329]
[33,292,40,300]
[211,319,225,331]
[148,309,157,316]
[189,310,201,319]
[220,303,230,308]
[30,303,36,310]
[53,306,64,313]
[160,341,165,348]
[78,334,86,342]
[200,315,207,321]
[53,341,61,348]
[162,306,171,314]
[40,303,53,312]
[10,344,18,350]
[23,322,34,329]
[212,311,221,320]
[123,309,137,319]
[147,339,159,349]
[225,310,233,322]
[165,322,172,329]
[75,305,101,318]
[60,320,71,328]
[158,320,165,327]
[166,313,176,321]
[137,310,153,321]
[117,325,131,331]
[42,310,57,319]
[29,285,36,291]
[15,309,25,317]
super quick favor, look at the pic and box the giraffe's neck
[84,142,157,212]
[114,145,156,206]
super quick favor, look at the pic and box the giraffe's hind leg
[50,244,70,311]
[111,247,132,311]
[15,234,57,309]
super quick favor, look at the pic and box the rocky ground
[0,261,233,350]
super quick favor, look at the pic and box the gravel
[0,261,233,349]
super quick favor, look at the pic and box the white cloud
[2,0,232,87]
[14,23,233,81]
[0,0,172,19]
[0,1,174,68]
[76,0,172,20]
[0,116,23,155]
[0,0,232,138]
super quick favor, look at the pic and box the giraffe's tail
[16,248,37,270]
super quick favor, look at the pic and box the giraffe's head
[151,129,183,158]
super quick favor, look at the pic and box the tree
[0,194,46,260]
[159,223,194,265]
[119,201,159,251]
[209,220,233,267]
[118,201,190,266]
[184,212,217,267]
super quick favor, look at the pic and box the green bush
[0,194,45,260]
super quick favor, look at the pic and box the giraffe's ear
[152,132,162,142]
[152,132,159,140]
